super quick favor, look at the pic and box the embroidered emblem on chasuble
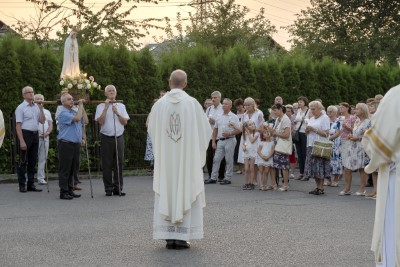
[167,112,182,142]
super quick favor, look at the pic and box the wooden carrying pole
[40,100,124,105]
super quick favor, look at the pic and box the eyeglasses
[24,91,34,94]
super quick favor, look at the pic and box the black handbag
[292,109,308,144]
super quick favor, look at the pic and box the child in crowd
[257,129,275,190]
[242,120,259,190]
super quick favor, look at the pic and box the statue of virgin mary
[60,28,80,78]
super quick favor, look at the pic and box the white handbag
[275,137,293,155]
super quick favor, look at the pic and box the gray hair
[309,100,324,110]
[211,91,221,99]
[327,105,338,114]
[105,85,116,92]
[22,86,33,94]
[34,94,44,101]
[60,93,72,104]
[169,69,187,87]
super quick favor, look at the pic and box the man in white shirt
[95,85,130,196]
[15,86,45,193]
[34,94,53,185]
[205,91,225,181]
[148,69,211,250]
[205,98,241,185]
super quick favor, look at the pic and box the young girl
[242,120,259,190]
[257,129,275,190]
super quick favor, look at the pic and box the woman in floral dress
[326,105,342,187]
[339,103,371,196]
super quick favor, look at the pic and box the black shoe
[60,193,73,200]
[19,185,27,193]
[165,239,175,249]
[220,180,231,185]
[105,191,113,196]
[69,191,81,198]
[204,178,217,184]
[174,240,190,249]
[309,188,318,195]
[300,177,309,181]
[27,186,42,192]
[113,190,126,196]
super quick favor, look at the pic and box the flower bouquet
[59,73,101,100]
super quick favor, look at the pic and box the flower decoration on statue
[59,73,101,95]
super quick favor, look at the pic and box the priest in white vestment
[148,69,211,250]
[362,84,400,267]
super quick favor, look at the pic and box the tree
[185,0,277,54]
[286,0,400,65]
[11,0,166,49]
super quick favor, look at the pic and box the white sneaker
[289,173,295,179]
[38,178,47,185]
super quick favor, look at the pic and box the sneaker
[331,182,339,187]
[236,170,242,174]
[38,178,47,185]
[219,180,231,185]
[365,192,376,199]
[339,190,351,196]
[241,184,249,190]
[289,173,295,179]
[354,191,366,196]
[248,184,255,190]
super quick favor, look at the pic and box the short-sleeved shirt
[205,104,223,138]
[95,103,130,136]
[15,100,42,131]
[38,109,53,139]
[274,114,291,142]
[306,114,330,147]
[57,106,82,143]
[214,111,239,139]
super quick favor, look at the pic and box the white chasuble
[148,88,211,240]
[362,85,400,267]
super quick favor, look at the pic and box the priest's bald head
[169,69,187,90]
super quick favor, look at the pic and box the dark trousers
[295,132,307,175]
[101,134,124,192]
[17,130,39,187]
[206,139,225,179]
[58,140,81,193]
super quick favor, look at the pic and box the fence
[6,113,149,174]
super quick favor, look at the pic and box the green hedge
[1,35,399,173]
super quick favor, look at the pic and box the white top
[258,141,274,165]
[242,110,264,129]
[306,114,330,147]
[243,131,260,156]
[38,109,53,139]
[205,103,223,138]
[294,108,311,133]
[214,112,239,139]
[15,100,42,131]
[95,103,130,136]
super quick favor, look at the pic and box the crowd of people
[202,92,384,198]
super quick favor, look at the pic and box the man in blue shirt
[57,93,86,200]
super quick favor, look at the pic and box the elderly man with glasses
[15,86,45,193]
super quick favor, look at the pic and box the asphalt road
[0,173,376,267]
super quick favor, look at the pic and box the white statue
[60,28,80,78]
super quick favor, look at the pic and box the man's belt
[219,137,233,141]
[22,129,38,134]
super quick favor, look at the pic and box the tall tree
[286,0,400,65]
[185,0,277,54]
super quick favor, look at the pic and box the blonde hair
[309,100,324,110]
[356,103,370,119]
[244,97,258,111]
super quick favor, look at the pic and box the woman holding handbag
[294,96,311,180]
[269,104,292,192]
[304,101,331,195]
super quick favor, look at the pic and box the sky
[0,0,310,49]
